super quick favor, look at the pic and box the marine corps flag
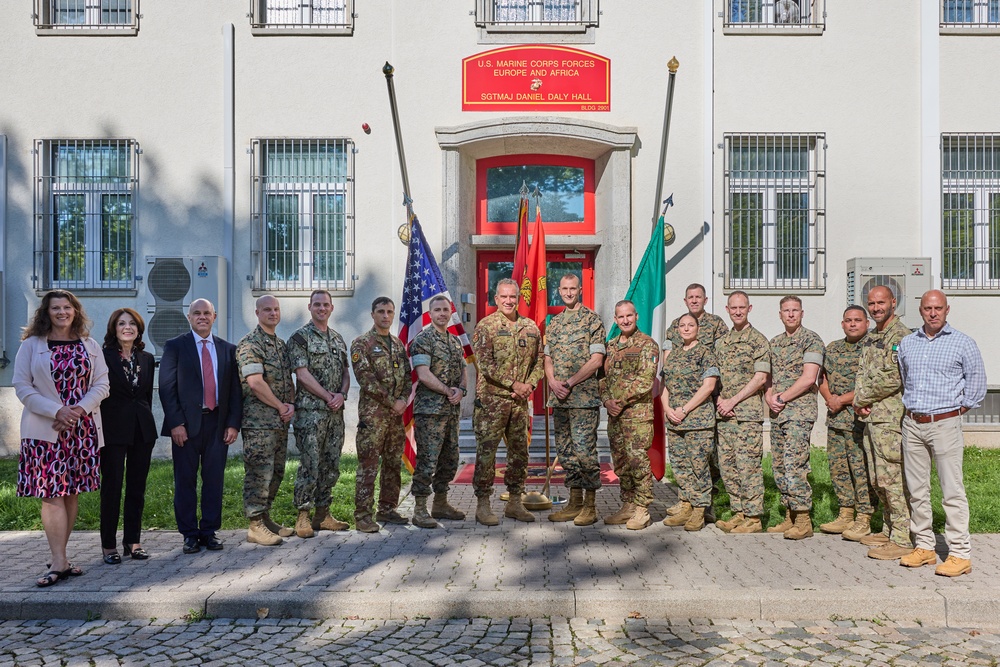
[518,206,548,328]
[511,195,530,288]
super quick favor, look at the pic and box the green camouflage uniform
[823,336,875,515]
[854,315,912,548]
[662,312,729,351]
[660,343,720,508]
[544,305,607,492]
[237,325,294,519]
[714,324,770,516]
[768,326,824,512]
[600,331,659,508]
[287,321,348,511]
[350,328,411,522]
[471,311,544,498]
[410,327,466,498]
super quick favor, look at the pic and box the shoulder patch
[351,351,360,363]
[290,332,307,348]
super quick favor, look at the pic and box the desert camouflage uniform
[823,336,875,516]
[287,321,348,511]
[471,311,544,498]
[714,324,770,517]
[660,343,720,508]
[855,315,913,548]
[769,326,824,512]
[410,327,466,498]
[351,328,411,522]
[237,325,294,519]
[600,331,659,508]
[545,305,607,492]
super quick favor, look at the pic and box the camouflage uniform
[854,316,913,548]
[823,336,875,515]
[351,328,411,522]
[287,321,348,511]
[660,343,720,508]
[471,311,544,498]
[600,331,659,508]
[545,305,607,491]
[662,312,729,351]
[410,328,466,498]
[714,324,770,517]
[237,325,294,519]
[768,326,824,512]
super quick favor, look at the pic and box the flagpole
[652,57,680,232]
[384,61,413,245]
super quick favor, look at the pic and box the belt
[905,407,967,424]
[202,407,218,414]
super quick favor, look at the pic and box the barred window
[723,133,826,291]
[34,0,138,34]
[475,0,598,31]
[251,139,355,292]
[725,0,825,30]
[33,139,138,291]
[250,0,353,34]
[942,0,1000,27]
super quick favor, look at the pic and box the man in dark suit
[159,298,242,554]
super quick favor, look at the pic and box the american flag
[398,212,475,473]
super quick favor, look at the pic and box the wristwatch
[776,394,786,405]
[460,387,468,397]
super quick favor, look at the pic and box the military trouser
[473,395,529,498]
[667,428,714,508]
[827,424,874,515]
[412,411,461,497]
[354,411,405,521]
[716,419,765,516]
[242,428,289,519]
[607,416,653,507]
[552,407,601,491]
[863,420,912,548]
[770,420,813,511]
[292,409,345,510]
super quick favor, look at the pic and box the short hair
[309,289,333,303]
[779,295,802,308]
[429,295,451,309]
[684,283,707,297]
[614,299,636,312]
[678,312,700,327]
[104,308,147,352]
[371,296,394,311]
[727,290,750,305]
[495,278,518,294]
[559,273,581,288]
[22,290,91,340]
[844,305,868,318]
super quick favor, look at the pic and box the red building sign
[462,45,610,112]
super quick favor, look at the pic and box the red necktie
[201,339,217,411]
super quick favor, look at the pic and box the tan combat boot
[732,516,763,534]
[247,516,283,546]
[684,506,706,532]
[574,490,598,526]
[355,515,381,533]
[935,555,972,577]
[860,532,890,546]
[294,509,315,538]
[867,541,913,560]
[504,495,536,522]
[783,511,814,540]
[475,497,499,526]
[548,488,584,522]
[665,500,687,516]
[626,505,651,530]
[716,512,745,533]
[841,514,873,542]
[262,512,294,538]
[767,509,793,534]
[312,506,349,532]
[662,502,692,526]
[604,502,636,525]
[819,507,855,534]
[431,492,466,520]
[412,496,438,529]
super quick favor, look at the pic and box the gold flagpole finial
[667,57,680,74]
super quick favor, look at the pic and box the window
[964,388,1000,425]
[33,139,138,291]
[725,0,825,31]
[34,0,139,35]
[942,0,1000,28]
[475,0,598,32]
[723,133,826,291]
[250,0,353,35]
[251,139,355,292]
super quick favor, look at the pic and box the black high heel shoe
[122,543,150,560]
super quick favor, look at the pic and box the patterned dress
[17,341,101,498]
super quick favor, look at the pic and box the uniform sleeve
[472,322,507,390]
[287,332,309,371]
[803,332,825,367]
[662,320,678,351]
[409,334,432,368]
[713,316,729,344]
[396,348,413,402]
[753,336,771,374]
[589,312,607,356]
[238,338,265,378]
[351,339,394,409]
[701,348,721,380]
[526,328,545,388]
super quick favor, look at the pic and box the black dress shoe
[199,534,224,551]
[182,537,202,554]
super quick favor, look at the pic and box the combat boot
[662,502,692,527]
[783,511,814,540]
[431,492,466,520]
[294,510,315,538]
[375,509,409,525]
[841,514,873,542]
[819,507,855,534]
[262,512,294,538]
[548,488,583,522]
[355,516,381,533]
[665,500,687,516]
[604,502,636,525]
[704,504,716,524]
[475,497,499,526]
[312,506,349,532]
[767,509,793,534]
[412,496,438,529]
[860,531,890,546]
[247,516,283,546]
[684,506,706,532]
[574,490,598,526]
[505,495,536,522]
[716,512,745,533]
[626,505,651,530]
[732,516,763,534]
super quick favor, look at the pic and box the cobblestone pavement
[2,616,1000,666]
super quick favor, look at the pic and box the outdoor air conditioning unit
[846,258,932,330]
[146,256,228,355]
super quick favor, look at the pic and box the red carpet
[453,462,619,486]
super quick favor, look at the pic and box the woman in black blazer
[99,308,158,563]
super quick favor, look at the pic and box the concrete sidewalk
[1,482,997,628]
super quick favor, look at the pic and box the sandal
[36,570,65,588]
[103,551,122,565]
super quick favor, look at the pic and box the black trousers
[172,410,226,540]
[100,428,155,549]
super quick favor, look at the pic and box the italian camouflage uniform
[237,325,294,519]
[768,326,824,512]
[545,305,607,492]
[471,311,544,499]
[823,336,875,516]
[854,315,913,548]
[410,328,466,498]
[600,331,659,508]
[287,321,348,511]
[351,328,411,522]
[714,324,770,517]
[660,343,720,508]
